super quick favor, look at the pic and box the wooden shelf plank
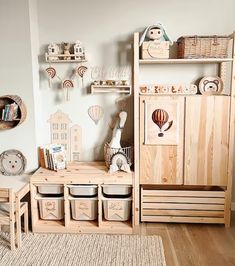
[33,219,133,234]
[31,162,133,185]
[91,85,131,88]
[139,58,233,64]
[0,119,20,122]
[141,215,225,224]
[45,53,87,63]
[46,59,87,63]
[91,85,131,95]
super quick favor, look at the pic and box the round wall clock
[0,149,26,176]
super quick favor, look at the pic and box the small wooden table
[0,174,30,246]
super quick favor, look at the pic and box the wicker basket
[177,36,230,59]
[104,143,133,169]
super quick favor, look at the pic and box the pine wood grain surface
[141,212,235,266]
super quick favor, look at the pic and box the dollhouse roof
[47,110,72,124]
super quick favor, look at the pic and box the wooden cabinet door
[140,96,184,185]
[184,96,230,186]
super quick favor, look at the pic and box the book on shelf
[0,103,18,121]
[39,144,67,171]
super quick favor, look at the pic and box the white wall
[36,0,235,199]
[36,0,235,159]
[0,0,38,172]
[1,0,235,200]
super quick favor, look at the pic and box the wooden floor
[140,212,235,266]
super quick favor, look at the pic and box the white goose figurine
[109,111,127,149]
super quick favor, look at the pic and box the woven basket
[104,142,133,169]
[177,36,230,59]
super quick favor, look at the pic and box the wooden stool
[0,188,28,250]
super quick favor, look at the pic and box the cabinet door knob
[162,177,168,183]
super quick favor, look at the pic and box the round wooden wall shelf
[0,95,27,129]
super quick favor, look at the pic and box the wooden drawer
[141,187,225,224]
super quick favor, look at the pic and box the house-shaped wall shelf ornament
[48,110,82,161]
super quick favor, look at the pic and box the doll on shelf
[139,23,173,46]
[139,23,173,59]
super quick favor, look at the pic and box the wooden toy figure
[62,42,71,60]
[109,111,127,149]
[48,43,60,61]
[108,111,131,173]
[139,23,173,59]
[74,40,85,60]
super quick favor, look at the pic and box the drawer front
[141,188,225,224]
[71,199,98,220]
[39,199,64,220]
[103,198,132,221]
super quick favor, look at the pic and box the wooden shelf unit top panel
[31,162,133,185]
[139,58,233,64]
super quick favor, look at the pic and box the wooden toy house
[74,40,85,60]
[48,110,72,160]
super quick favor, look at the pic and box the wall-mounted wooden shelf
[0,95,27,130]
[139,58,233,64]
[45,53,87,63]
[91,85,131,95]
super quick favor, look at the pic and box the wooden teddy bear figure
[62,42,71,60]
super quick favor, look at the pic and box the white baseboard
[232,202,235,211]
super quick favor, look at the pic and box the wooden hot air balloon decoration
[88,105,104,125]
[144,99,183,145]
[152,109,173,137]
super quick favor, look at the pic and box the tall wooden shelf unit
[133,32,235,227]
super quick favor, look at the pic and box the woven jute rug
[0,233,166,266]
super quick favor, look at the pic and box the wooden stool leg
[9,189,15,250]
[10,219,15,251]
[16,198,22,248]
[24,206,29,234]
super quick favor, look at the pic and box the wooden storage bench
[31,162,135,234]
[141,186,226,224]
